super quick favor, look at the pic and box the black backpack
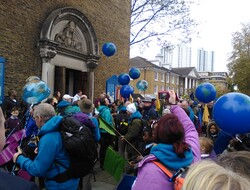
[116,113,130,135]
[53,116,98,181]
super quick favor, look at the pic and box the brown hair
[156,114,189,158]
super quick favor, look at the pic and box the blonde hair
[199,136,214,154]
[182,160,250,190]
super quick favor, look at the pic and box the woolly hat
[126,103,137,114]
[63,94,73,100]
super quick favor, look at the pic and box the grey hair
[33,103,55,122]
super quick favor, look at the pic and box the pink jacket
[132,105,200,190]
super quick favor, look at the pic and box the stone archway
[38,7,100,100]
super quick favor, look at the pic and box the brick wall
[0,0,131,100]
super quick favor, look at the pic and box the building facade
[197,48,215,72]
[130,57,199,98]
[0,1,131,102]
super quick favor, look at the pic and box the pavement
[91,161,118,190]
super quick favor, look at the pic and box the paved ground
[91,161,118,190]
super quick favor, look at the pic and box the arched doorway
[38,7,100,100]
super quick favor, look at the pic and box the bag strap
[152,160,173,178]
[152,160,187,183]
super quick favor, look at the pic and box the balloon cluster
[22,76,50,104]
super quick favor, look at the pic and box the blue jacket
[17,116,79,190]
[0,171,39,190]
[97,105,114,133]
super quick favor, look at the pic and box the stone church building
[0,1,131,101]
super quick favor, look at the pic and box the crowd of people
[0,89,250,190]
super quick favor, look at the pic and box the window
[166,73,169,83]
[172,75,175,84]
[161,86,164,91]
[154,85,158,94]
[154,71,158,81]
[176,77,179,85]
[161,73,164,82]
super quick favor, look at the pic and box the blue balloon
[102,42,117,57]
[129,67,141,79]
[213,92,250,134]
[120,85,134,99]
[118,73,130,85]
[22,76,51,104]
[136,80,148,91]
[195,83,216,103]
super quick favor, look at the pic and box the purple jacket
[132,105,200,190]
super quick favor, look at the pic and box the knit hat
[63,94,73,100]
[126,103,137,114]
[142,97,152,103]
[79,99,94,114]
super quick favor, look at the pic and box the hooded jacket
[17,116,79,190]
[132,105,200,190]
[97,105,114,133]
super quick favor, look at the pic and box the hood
[57,100,70,108]
[39,116,63,136]
[150,143,193,171]
[129,110,142,123]
[97,105,109,114]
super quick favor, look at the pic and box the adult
[13,103,79,190]
[2,89,19,119]
[74,99,100,190]
[121,103,143,160]
[72,90,83,104]
[52,91,61,107]
[180,100,194,122]
[142,97,158,121]
[132,91,200,190]
[97,94,115,169]
[56,99,80,117]
[182,160,250,190]
[0,107,39,190]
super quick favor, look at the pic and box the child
[4,107,22,137]
[206,121,220,143]
[199,136,217,160]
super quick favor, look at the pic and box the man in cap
[142,97,158,121]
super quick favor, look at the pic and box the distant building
[129,57,199,97]
[199,71,228,91]
[155,45,192,69]
[197,48,215,72]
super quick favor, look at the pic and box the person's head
[33,103,56,128]
[76,90,83,96]
[143,127,153,144]
[217,151,250,178]
[0,108,6,151]
[11,107,19,118]
[8,89,17,98]
[136,97,141,102]
[142,97,152,108]
[207,121,220,135]
[53,91,61,98]
[155,114,189,158]
[62,94,73,103]
[126,103,137,115]
[199,137,214,154]
[99,94,109,106]
[181,100,189,109]
[78,99,94,114]
[182,160,250,190]
[46,98,55,106]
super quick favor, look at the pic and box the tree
[227,23,250,95]
[130,0,197,47]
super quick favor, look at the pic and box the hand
[120,136,125,142]
[168,90,176,105]
[13,146,23,163]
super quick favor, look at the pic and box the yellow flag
[155,98,161,111]
[202,104,210,124]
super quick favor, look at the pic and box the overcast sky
[130,0,250,72]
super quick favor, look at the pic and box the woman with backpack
[131,91,200,190]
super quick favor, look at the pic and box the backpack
[116,113,130,135]
[53,116,98,181]
[152,160,187,190]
